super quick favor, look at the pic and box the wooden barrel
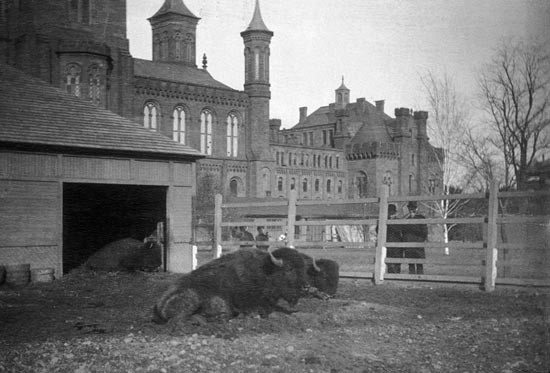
[5,264,30,286]
[31,268,55,283]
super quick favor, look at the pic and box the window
[87,64,101,105]
[302,133,307,146]
[143,102,159,130]
[303,179,308,193]
[230,179,238,197]
[290,178,296,190]
[338,180,343,194]
[336,156,340,169]
[276,152,280,165]
[327,179,332,193]
[322,130,327,145]
[429,178,437,194]
[172,106,186,144]
[309,132,313,146]
[69,0,92,24]
[409,174,413,193]
[278,177,283,192]
[254,49,260,80]
[200,110,213,155]
[315,179,320,192]
[65,63,81,97]
[412,154,415,166]
[226,113,239,157]
[383,171,393,195]
[354,171,368,198]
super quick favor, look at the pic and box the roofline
[0,142,205,162]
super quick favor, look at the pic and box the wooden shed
[0,63,203,276]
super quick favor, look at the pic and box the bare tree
[420,70,470,252]
[478,39,550,190]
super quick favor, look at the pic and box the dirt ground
[0,269,549,373]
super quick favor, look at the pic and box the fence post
[213,194,223,259]
[287,189,297,248]
[484,181,499,292]
[374,185,389,284]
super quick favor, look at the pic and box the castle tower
[334,77,350,148]
[149,0,200,66]
[241,0,274,197]
[335,76,350,109]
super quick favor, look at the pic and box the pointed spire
[337,76,349,90]
[245,0,271,32]
[151,0,199,20]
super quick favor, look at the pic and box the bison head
[262,247,308,307]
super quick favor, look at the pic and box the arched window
[327,179,332,193]
[226,113,239,157]
[230,179,238,197]
[143,102,160,130]
[174,32,183,61]
[278,177,283,192]
[354,171,368,198]
[338,180,343,194]
[87,64,102,105]
[185,34,194,64]
[290,178,296,190]
[65,63,81,97]
[200,110,213,155]
[172,106,186,144]
[303,178,308,193]
[254,48,260,80]
[336,156,340,169]
[161,31,169,60]
[315,179,320,192]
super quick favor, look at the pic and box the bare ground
[0,269,549,373]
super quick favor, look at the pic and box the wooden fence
[207,183,549,291]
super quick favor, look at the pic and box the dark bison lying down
[153,248,339,324]
[85,238,161,272]
[301,254,339,296]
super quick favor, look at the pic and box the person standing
[385,204,403,273]
[238,226,255,248]
[255,226,269,250]
[402,201,428,274]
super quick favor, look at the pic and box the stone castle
[0,0,442,206]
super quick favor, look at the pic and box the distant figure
[256,226,270,251]
[385,204,404,273]
[402,201,428,274]
[239,226,255,248]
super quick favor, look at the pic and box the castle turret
[241,0,274,197]
[149,0,200,66]
[241,0,273,160]
[335,76,350,109]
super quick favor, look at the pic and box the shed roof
[0,63,203,160]
[134,59,235,91]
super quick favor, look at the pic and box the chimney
[375,100,385,113]
[299,107,308,123]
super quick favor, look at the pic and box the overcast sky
[127,0,550,128]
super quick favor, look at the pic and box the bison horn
[311,256,321,272]
[268,250,284,267]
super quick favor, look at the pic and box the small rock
[286,346,294,353]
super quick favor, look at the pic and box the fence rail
[208,183,549,291]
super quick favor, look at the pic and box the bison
[152,247,308,324]
[299,254,340,297]
[85,238,161,272]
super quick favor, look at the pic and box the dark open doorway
[63,183,167,274]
